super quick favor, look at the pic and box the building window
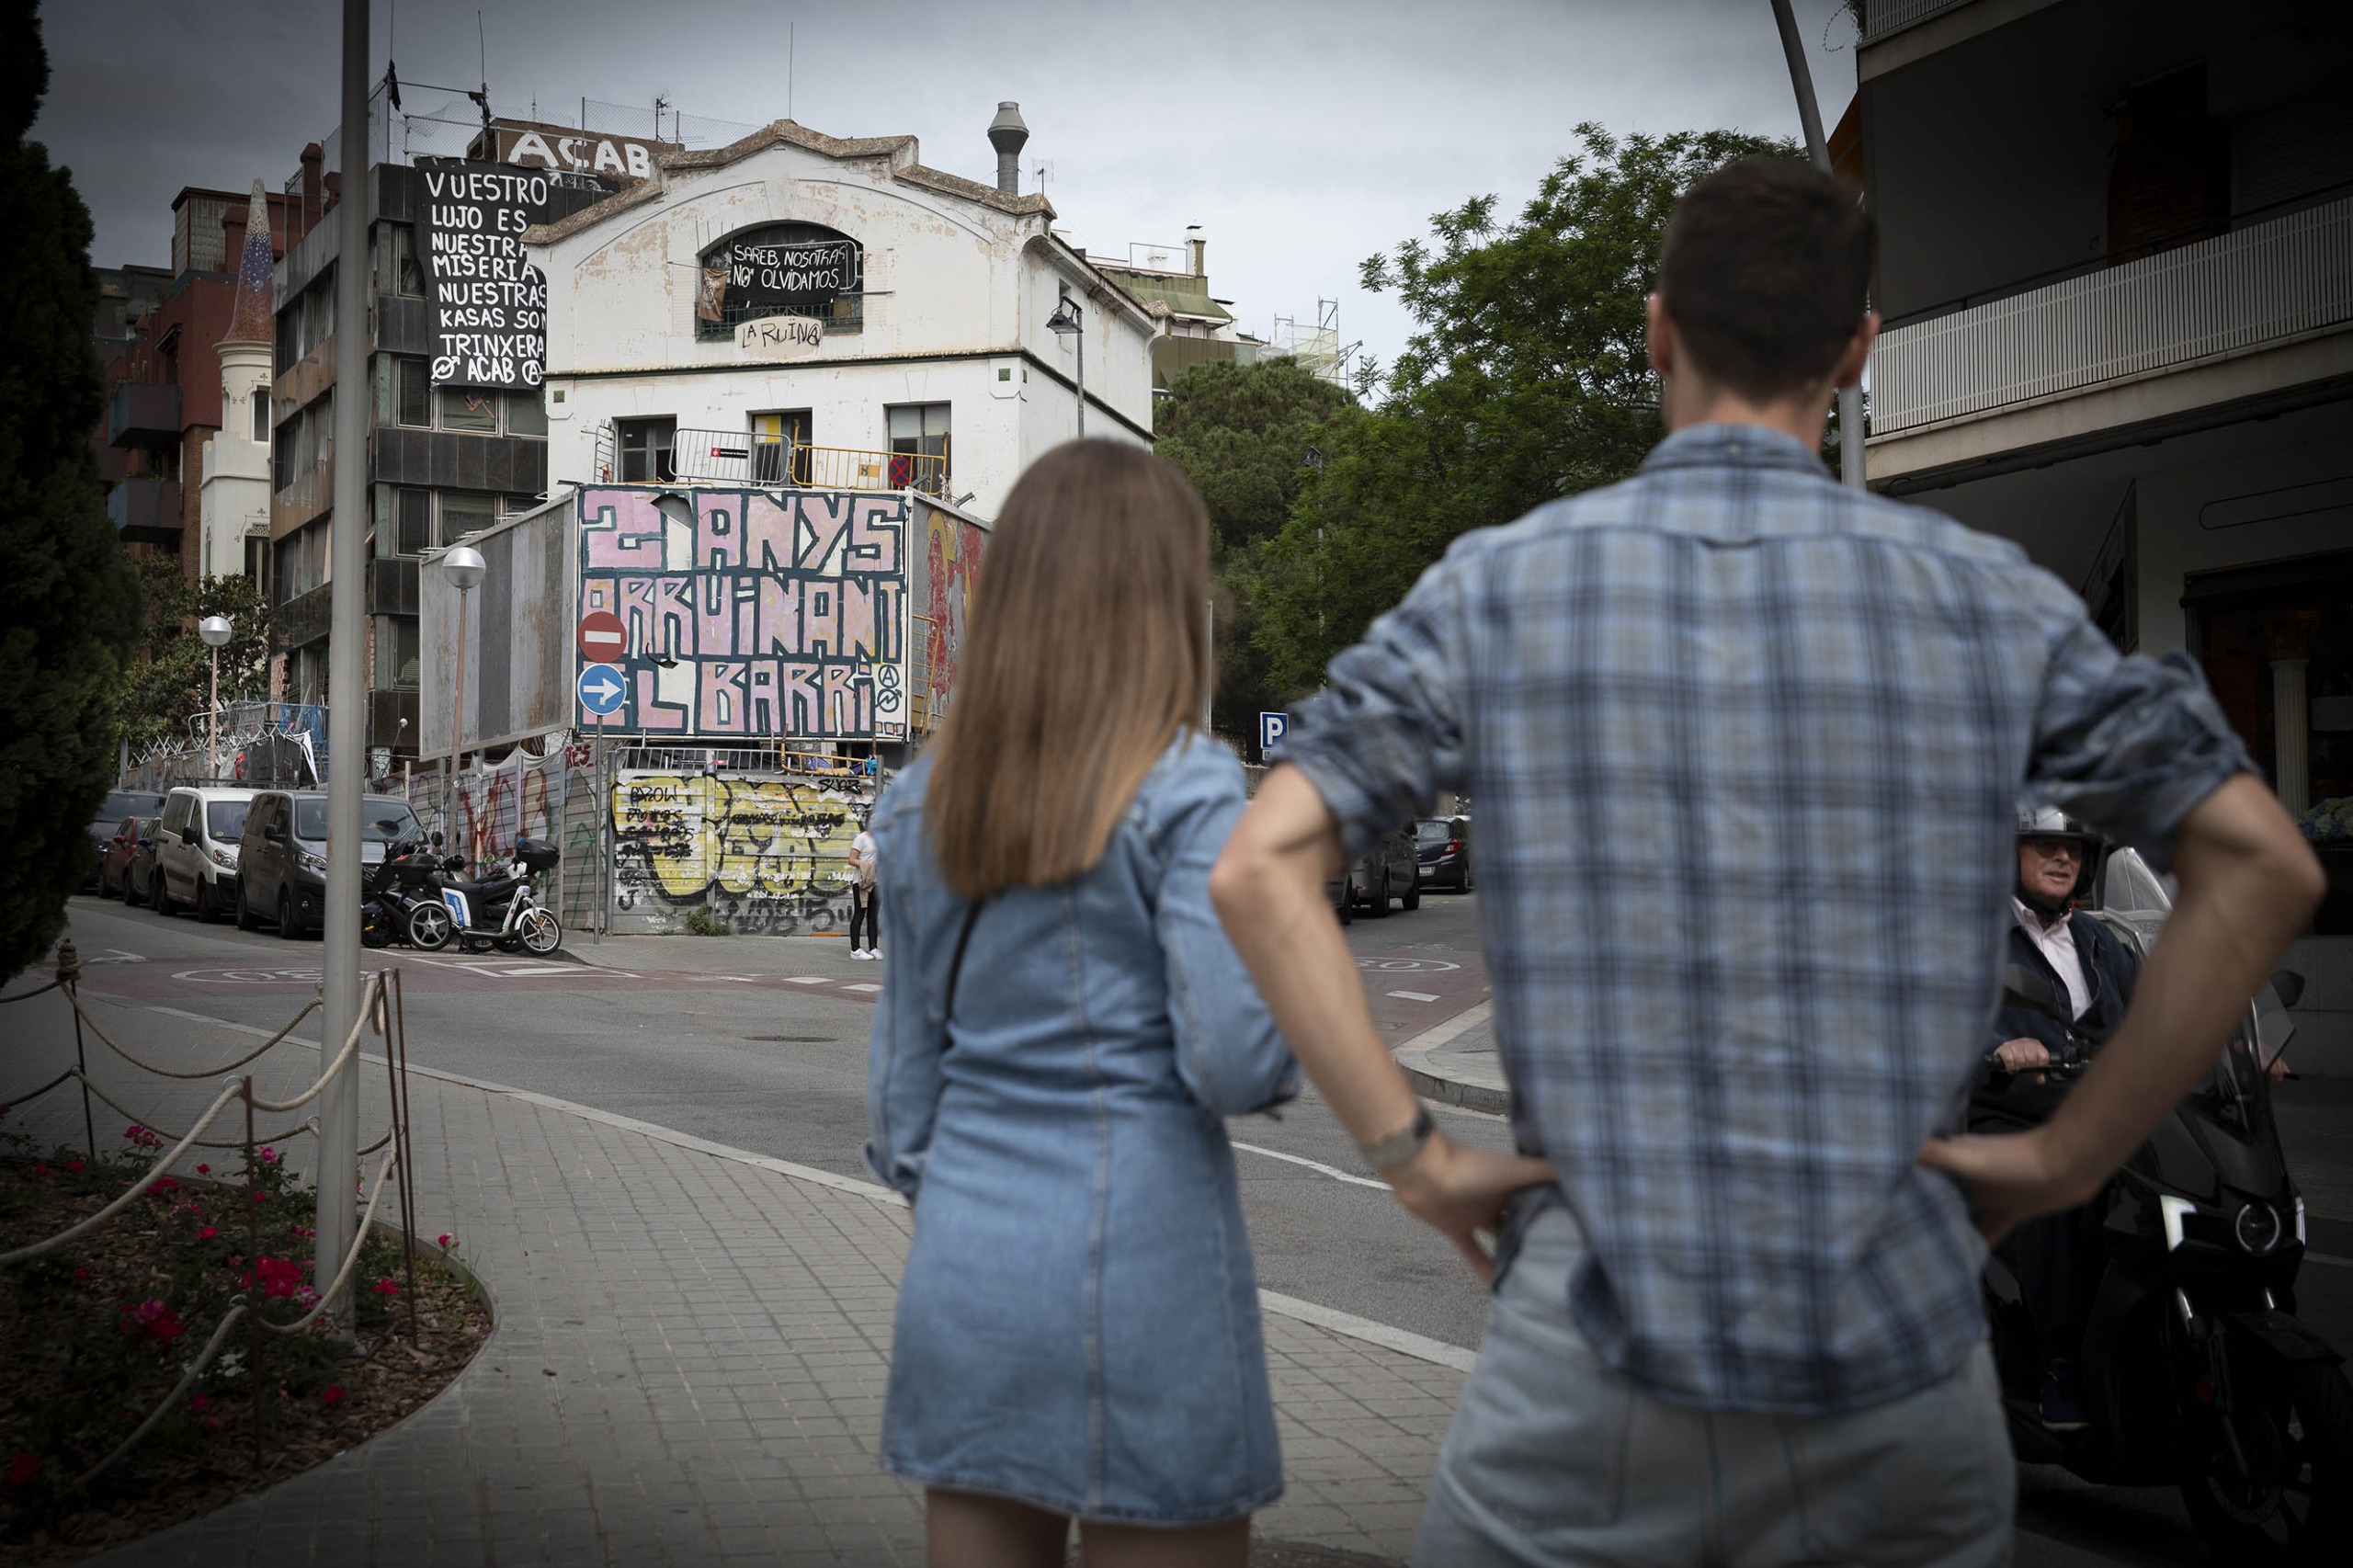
[376,223,424,298]
[438,387,497,433]
[618,417,677,483]
[395,489,432,555]
[243,534,270,592]
[375,356,431,428]
[694,222,864,341]
[752,410,812,484]
[251,387,270,444]
[886,403,950,495]
[440,491,496,544]
[273,419,295,492]
[378,616,421,690]
[506,391,548,437]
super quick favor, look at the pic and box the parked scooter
[405,836,562,955]
[1977,846,2350,1562]
[360,835,447,949]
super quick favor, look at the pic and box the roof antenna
[789,24,795,122]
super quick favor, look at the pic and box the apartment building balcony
[591,424,949,497]
[1867,195,2353,490]
[108,478,183,542]
[108,381,182,449]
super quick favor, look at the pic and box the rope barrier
[0,974,387,1264]
[0,1067,78,1109]
[64,1072,323,1151]
[73,995,322,1080]
[0,976,63,1005]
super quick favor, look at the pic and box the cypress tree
[0,3,142,983]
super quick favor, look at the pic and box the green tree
[0,4,142,983]
[1152,358,1351,748]
[119,556,273,756]
[1255,123,1795,691]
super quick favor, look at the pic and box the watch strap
[1358,1105,1434,1173]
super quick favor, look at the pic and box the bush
[682,906,730,937]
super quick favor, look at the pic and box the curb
[1392,1002,1507,1115]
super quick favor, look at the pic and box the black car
[1414,815,1474,892]
[84,790,164,890]
[1350,823,1421,918]
[238,790,423,938]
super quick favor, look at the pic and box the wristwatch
[1358,1105,1435,1174]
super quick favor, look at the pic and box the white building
[196,179,276,581]
[1854,0,2353,1067]
[529,107,1160,517]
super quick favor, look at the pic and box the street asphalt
[36,886,2353,1566]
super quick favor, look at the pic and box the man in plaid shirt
[1212,160,2322,1565]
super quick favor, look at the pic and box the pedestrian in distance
[1211,156,2324,1568]
[865,438,1299,1568]
[848,815,881,960]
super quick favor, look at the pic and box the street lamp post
[198,615,232,781]
[1768,0,1866,490]
[442,546,486,846]
[1046,295,1084,437]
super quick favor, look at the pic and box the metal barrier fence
[597,424,949,496]
[1869,195,2353,436]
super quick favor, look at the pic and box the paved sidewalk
[1392,1004,1505,1115]
[6,977,1462,1566]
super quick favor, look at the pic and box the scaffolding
[1267,299,1362,388]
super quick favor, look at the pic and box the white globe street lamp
[198,615,233,781]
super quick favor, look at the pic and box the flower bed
[0,1126,488,1565]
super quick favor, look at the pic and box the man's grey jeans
[1415,1207,2015,1567]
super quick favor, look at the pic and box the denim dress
[865,733,1297,1523]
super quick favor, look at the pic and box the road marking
[85,949,147,964]
[2308,1251,2351,1269]
[1356,957,1461,973]
[90,991,1480,1371]
[842,983,881,993]
[1387,990,1441,1003]
[784,977,828,985]
[1230,1141,1390,1190]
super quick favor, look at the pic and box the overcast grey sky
[32,0,1863,381]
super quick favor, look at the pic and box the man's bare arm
[1922,775,2325,1238]
[1211,767,1553,1279]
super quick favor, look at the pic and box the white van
[153,786,256,923]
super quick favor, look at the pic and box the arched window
[696,222,863,340]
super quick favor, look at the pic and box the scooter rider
[1968,804,2141,1432]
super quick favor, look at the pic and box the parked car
[96,816,145,899]
[123,816,165,908]
[238,790,423,938]
[1414,815,1475,892]
[1349,823,1421,918]
[83,790,164,889]
[152,786,256,923]
[1325,869,1354,926]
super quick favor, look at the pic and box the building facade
[529,108,1161,523]
[1855,0,2353,1062]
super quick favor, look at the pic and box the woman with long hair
[866,440,1297,1567]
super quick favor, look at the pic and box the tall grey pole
[1074,324,1086,438]
[316,0,371,1315]
[1769,0,1866,490]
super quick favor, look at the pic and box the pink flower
[188,1392,210,1412]
[73,1267,89,1281]
[32,1164,48,1177]
[438,1233,455,1249]
[198,1226,218,1240]
[5,1453,40,1486]
[253,1257,301,1299]
[147,1175,179,1197]
[371,1278,399,1296]
[118,1299,187,1345]
[258,1147,277,1164]
[196,1164,210,1175]
[250,1191,267,1204]
[63,1159,84,1174]
[321,1386,346,1407]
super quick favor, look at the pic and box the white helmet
[2015,802,2100,848]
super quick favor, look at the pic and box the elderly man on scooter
[1968,805,2143,1431]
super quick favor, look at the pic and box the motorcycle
[406,836,563,956]
[1978,845,2350,1562]
[360,836,447,949]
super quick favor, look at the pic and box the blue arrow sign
[577,663,627,715]
[1259,710,1290,754]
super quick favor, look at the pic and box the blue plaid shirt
[1281,424,2250,1414]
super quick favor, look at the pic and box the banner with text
[576,486,907,741]
[723,235,859,315]
[417,158,561,391]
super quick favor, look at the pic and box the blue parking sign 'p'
[577,663,627,716]
[1259,710,1289,755]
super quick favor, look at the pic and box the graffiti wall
[608,770,863,935]
[915,497,989,731]
[577,486,907,741]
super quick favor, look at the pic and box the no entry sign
[577,610,626,663]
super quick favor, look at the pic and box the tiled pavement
[6,983,1463,1566]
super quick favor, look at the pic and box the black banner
[725,237,860,314]
[417,159,558,392]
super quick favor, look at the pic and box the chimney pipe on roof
[298,142,324,243]
[986,101,1029,198]
[1186,224,1205,278]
